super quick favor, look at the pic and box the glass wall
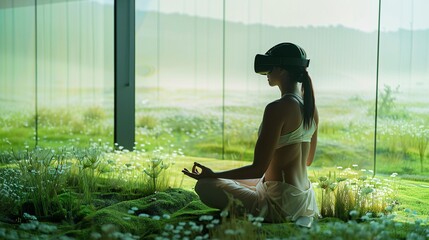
[0,0,114,150]
[2,0,427,176]
[135,0,224,157]
[0,1,35,149]
[135,0,380,172]
[377,0,429,175]
[223,1,379,167]
[134,0,429,176]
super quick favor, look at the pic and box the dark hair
[261,42,315,129]
[283,66,315,129]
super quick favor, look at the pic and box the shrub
[316,166,397,221]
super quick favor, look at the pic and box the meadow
[0,86,428,239]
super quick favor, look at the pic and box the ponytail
[283,66,316,129]
[301,71,315,129]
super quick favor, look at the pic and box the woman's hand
[182,162,215,180]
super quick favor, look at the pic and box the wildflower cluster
[0,168,25,213]
[316,165,398,220]
[90,224,140,240]
[156,220,208,240]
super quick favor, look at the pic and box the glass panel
[377,0,429,175]
[135,0,223,158]
[0,1,36,150]
[36,0,114,148]
[224,0,379,170]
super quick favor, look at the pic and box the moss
[78,188,213,237]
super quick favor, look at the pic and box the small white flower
[253,222,262,227]
[138,213,150,218]
[199,215,213,221]
[349,210,359,218]
[211,219,220,225]
[152,215,161,220]
[385,206,393,212]
[90,232,102,239]
[164,224,174,231]
[220,210,228,217]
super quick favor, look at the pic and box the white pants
[195,177,319,222]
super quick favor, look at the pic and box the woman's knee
[195,178,228,209]
[195,178,216,195]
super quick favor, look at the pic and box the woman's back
[263,94,317,190]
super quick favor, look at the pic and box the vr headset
[254,43,310,75]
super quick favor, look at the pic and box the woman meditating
[182,42,319,227]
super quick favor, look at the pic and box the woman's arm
[183,102,284,180]
[306,106,319,166]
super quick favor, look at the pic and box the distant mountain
[135,11,429,90]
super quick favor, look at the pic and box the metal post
[114,0,135,150]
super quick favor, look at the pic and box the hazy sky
[132,0,429,32]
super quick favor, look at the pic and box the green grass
[0,148,428,239]
[0,87,428,238]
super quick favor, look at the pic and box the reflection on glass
[377,0,429,175]
[0,0,114,150]
[224,1,379,168]
[0,1,35,149]
[135,0,224,158]
[36,0,114,148]
[135,0,382,172]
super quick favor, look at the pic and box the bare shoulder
[264,97,300,121]
[271,96,301,112]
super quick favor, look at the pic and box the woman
[182,42,319,227]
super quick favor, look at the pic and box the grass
[0,147,428,239]
[3,101,427,176]
[0,86,428,238]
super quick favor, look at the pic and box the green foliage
[143,148,172,194]
[414,125,428,173]
[136,115,158,129]
[83,106,107,122]
[377,119,429,175]
[0,141,184,224]
[316,166,398,221]
[0,168,25,217]
[11,147,70,217]
[376,85,409,119]
[72,145,105,203]
[81,188,201,238]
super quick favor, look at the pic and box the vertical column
[114,0,135,150]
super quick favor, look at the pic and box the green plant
[414,125,428,173]
[72,145,105,203]
[83,106,107,122]
[316,166,397,221]
[143,148,171,194]
[136,115,158,129]
[12,147,70,217]
[0,168,26,216]
[376,85,408,119]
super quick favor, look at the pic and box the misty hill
[136,11,429,89]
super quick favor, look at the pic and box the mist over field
[1,4,428,110]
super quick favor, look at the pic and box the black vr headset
[254,43,310,75]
